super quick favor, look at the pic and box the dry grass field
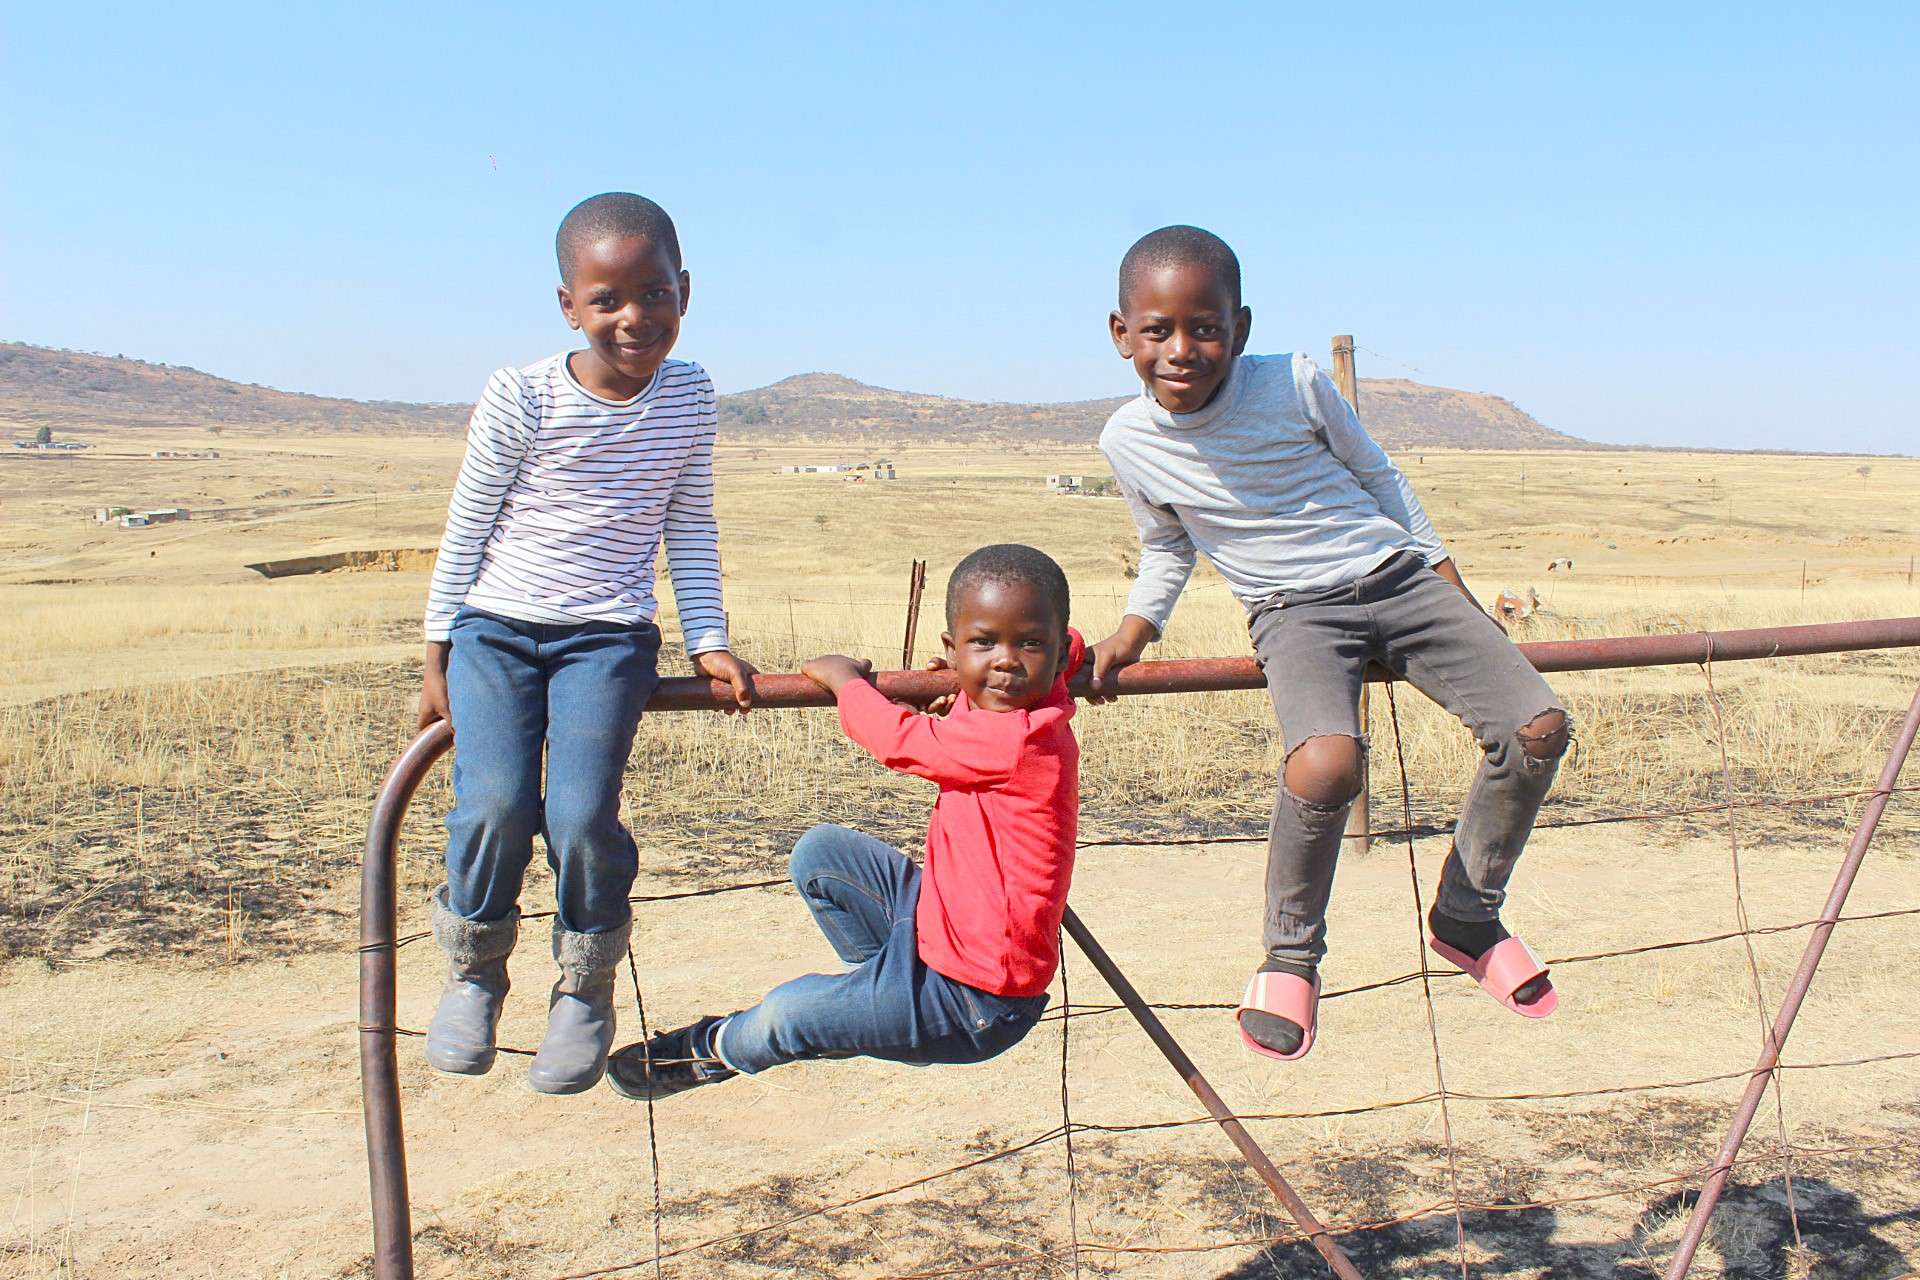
[2,427,1918,1278]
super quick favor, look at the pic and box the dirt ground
[5,820,1917,1279]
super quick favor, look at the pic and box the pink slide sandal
[1236,970,1321,1061]
[1428,935,1559,1019]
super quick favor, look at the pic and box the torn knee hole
[1517,710,1571,761]
[1283,734,1367,808]
[1283,787,1349,816]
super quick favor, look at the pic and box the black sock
[1427,909,1507,959]
[1428,910,1551,1004]
[1259,956,1315,980]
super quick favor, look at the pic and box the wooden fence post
[1329,336,1371,852]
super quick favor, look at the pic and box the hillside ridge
[0,342,1583,449]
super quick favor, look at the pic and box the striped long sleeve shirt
[423,353,730,653]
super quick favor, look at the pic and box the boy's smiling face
[557,234,688,399]
[942,579,1066,713]
[1109,262,1252,414]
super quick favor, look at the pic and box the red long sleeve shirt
[834,632,1084,997]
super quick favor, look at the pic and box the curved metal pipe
[360,720,451,1280]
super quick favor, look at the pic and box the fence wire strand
[1701,646,1806,1251]
[1385,681,1471,1278]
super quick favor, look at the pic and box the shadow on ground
[1221,1177,1916,1279]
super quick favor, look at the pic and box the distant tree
[33,425,51,444]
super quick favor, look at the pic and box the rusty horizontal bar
[650,616,1920,711]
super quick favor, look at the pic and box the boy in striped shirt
[417,193,757,1095]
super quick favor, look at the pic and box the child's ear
[1231,305,1253,357]
[677,269,692,317]
[1109,310,1133,359]
[557,284,580,331]
[941,631,956,663]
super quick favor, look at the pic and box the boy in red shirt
[609,544,1083,1099]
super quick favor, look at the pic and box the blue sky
[3,3,1914,452]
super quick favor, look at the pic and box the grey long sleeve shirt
[1098,353,1448,632]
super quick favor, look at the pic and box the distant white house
[152,449,220,460]
[119,513,150,528]
[1046,474,1085,493]
[95,506,131,523]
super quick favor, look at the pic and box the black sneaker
[607,1017,736,1100]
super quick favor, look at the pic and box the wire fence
[364,652,1920,1279]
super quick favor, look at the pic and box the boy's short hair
[946,544,1071,631]
[1117,224,1241,310]
[556,193,683,281]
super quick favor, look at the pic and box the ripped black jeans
[1249,552,1570,968]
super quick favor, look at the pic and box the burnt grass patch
[557,1117,1918,1278]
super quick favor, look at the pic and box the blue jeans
[442,606,661,934]
[713,825,1049,1075]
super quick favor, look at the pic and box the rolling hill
[0,342,1583,448]
[720,370,1581,449]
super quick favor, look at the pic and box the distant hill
[0,342,1583,448]
[0,344,465,433]
[720,370,1582,449]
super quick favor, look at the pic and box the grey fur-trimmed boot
[526,918,629,1095]
[425,885,518,1076]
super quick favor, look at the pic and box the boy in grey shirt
[1089,226,1571,1061]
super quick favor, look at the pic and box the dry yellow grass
[2,433,1918,1277]
[3,437,1917,962]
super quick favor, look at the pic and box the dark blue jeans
[713,825,1049,1075]
[442,606,661,934]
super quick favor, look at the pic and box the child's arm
[802,655,1022,787]
[418,369,535,730]
[1299,362,1447,564]
[1087,479,1194,700]
[663,371,755,710]
[1298,360,1490,612]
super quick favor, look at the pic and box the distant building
[873,464,896,479]
[152,449,220,460]
[109,507,190,527]
[778,463,858,474]
[1046,474,1085,493]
